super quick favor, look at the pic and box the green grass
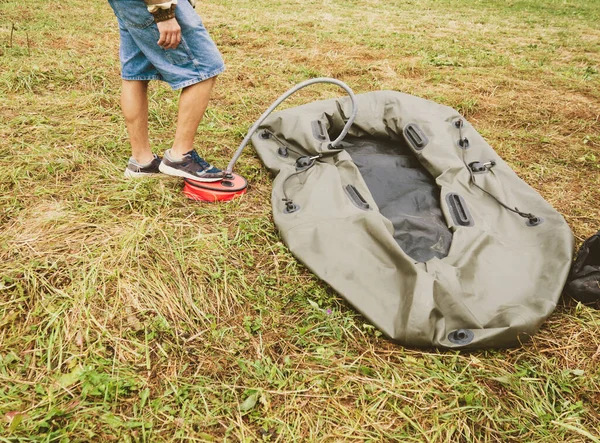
[1,0,600,441]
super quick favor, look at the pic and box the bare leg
[121,80,154,164]
[170,77,216,159]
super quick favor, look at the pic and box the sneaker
[159,149,224,182]
[124,154,162,178]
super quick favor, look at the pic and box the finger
[163,31,179,49]
[172,32,181,49]
[158,29,174,47]
[166,35,176,49]
[162,34,174,48]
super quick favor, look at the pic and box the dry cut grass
[1,0,600,441]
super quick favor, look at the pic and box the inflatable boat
[251,89,573,349]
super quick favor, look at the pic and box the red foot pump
[183,174,248,202]
[183,78,357,202]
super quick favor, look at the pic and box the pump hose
[225,77,358,176]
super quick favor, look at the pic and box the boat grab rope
[454,119,542,226]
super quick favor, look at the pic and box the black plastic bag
[566,231,600,307]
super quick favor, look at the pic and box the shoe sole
[158,162,223,182]
[124,168,162,178]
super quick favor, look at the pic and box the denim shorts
[108,0,225,90]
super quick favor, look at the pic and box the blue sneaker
[159,149,224,182]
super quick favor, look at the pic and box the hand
[157,18,181,50]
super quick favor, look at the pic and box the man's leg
[158,76,222,181]
[169,76,216,159]
[121,79,154,165]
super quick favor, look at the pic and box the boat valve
[295,154,321,171]
[469,160,496,174]
[282,198,300,214]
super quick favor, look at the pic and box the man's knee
[122,79,150,91]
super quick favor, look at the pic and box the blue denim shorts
[108,0,225,90]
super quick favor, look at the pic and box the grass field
[1,0,600,441]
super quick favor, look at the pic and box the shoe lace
[189,150,211,170]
